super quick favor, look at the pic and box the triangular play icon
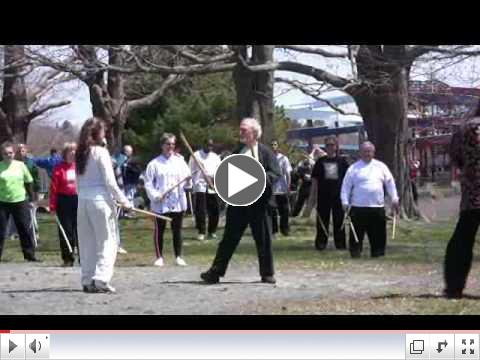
[227,162,258,198]
[9,339,17,353]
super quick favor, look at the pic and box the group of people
[3,108,478,300]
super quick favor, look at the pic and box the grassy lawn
[5,211,480,314]
[2,212,460,269]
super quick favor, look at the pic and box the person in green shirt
[0,142,39,262]
[14,144,40,239]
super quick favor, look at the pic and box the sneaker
[208,233,217,240]
[82,282,96,293]
[175,257,187,266]
[93,280,116,293]
[197,234,205,241]
[62,260,74,267]
[154,257,164,267]
[200,269,220,284]
[117,247,128,254]
[261,275,276,284]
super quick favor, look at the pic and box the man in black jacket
[309,136,350,250]
[201,118,282,284]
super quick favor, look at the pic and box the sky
[28,45,480,128]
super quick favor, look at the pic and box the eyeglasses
[164,142,176,146]
[326,143,336,147]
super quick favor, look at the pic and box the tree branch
[127,74,183,112]
[157,45,235,64]
[275,77,360,116]
[28,100,71,121]
[276,45,348,58]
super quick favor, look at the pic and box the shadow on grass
[3,288,82,294]
[372,293,480,300]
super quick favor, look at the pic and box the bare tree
[0,45,71,144]
[270,45,480,217]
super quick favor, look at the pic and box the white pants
[77,199,119,286]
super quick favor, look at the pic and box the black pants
[315,195,346,250]
[194,192,219,235]
[292,182,311,216]
[411,181,418,203]
[154,212,184,258]
[0,200,36,260]
[210,204,274,277]
[57,194,78,263]
[272,194,290,235]
[349,207,386,257]
[444,209,480,293]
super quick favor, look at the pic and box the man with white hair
[201,118,282,284]
[340,141,399,258]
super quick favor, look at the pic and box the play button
[215,154,266,206]
[9,340,17,353]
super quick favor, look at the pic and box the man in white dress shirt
[340,141,399,258]
[144,133,191,267]
[189,139,222,241]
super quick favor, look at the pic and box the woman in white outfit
[75,118,132,293]
[144,133,191,267]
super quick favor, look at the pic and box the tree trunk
[84,46,127,154]
[352,47,416,217]
[0,45,30,144]
[233,45,276,144]
[252,45,275,144]
[233,46,256,120]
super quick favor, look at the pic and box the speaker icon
[29,338,42,353]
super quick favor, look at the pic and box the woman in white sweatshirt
[75,118,131,293]
[144,133,191,267]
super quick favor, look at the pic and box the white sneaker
[197,234,205,241]
[175,257,187,266]
[93,280,116,293]
[208,233,217,240]
[154,257,164,267]
[117,247,128,254]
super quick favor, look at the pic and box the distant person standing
[270,140,292,237]
[31,148,62,179]
[144,133,191,267]
[292,146,326,217]
[309,136,349,250]
[340,142,399,258]
[0,142,38,262]
[189,139,221,241]
[50,142,79,267]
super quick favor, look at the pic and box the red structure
[408,80,480,182]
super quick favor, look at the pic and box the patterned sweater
[450,116,480,211]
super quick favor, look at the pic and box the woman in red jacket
[50,142,78,266]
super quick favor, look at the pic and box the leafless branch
[275,77,360,116]
[276,45,348,58]
[28,100,71,121]
[157,45,235,64]
[127,74,183,112]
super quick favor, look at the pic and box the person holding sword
[144,133,192,267]
[75,118,132,293]
[188,139,221,241]
[308,136,350,251]
[340,141,399,258]
[49,142,78,267]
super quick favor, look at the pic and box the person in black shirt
[310,137,350,250]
